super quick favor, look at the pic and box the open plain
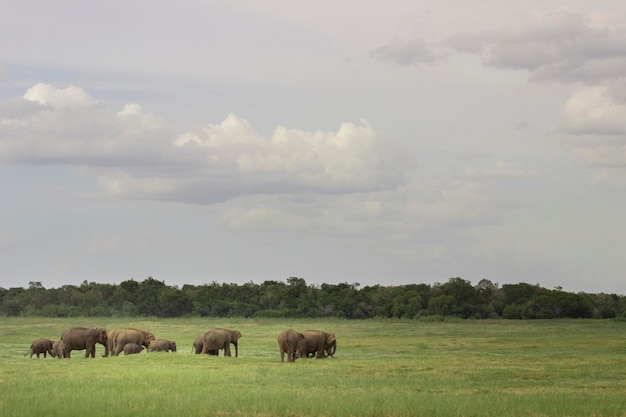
[1,317,624,417]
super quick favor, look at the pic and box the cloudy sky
[1,1,625,294]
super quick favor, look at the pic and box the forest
[1,277,624,320]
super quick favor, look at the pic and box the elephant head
[324,332,337,357]
[93,328,108,344]
[192,335,204,354]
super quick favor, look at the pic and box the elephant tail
[24,348,32,357]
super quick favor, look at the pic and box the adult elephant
[298,330,336,359]
[51,340,64,359]
[112,328,155,356]
[25,338,54,358]
[104,329,121,357]
[277,329,304,363]
[148,339,177,352]
[60,327,108,358]
[201,328,241,357]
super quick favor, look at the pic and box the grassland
[0,317,625,417]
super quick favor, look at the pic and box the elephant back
[61,327,89,348]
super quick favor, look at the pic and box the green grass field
[1,317,624,417]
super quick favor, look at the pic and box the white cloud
[561,85,626,135]
[24,83,96,108]
[558,85,626,168]
[2,83,412,205]
[1,83,171,166]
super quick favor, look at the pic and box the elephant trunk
[326,342,336,357]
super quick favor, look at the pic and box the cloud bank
[1,83,411,206]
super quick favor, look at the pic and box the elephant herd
[25,326,336,362]
[278,329,336,362]
[25,327,177,358]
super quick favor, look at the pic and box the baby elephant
[51,340,65,359]
[25,338,54,358]
[123,343,144,355]
[148,339,177,352]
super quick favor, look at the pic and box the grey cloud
[370,36,440,66]
[447,11,626,84]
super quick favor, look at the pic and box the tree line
[1,277,624,320]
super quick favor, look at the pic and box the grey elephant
[25,338,54,358]
[51,340,65,359]
[112,328,155,356]
[278,329,305,363]
[322,331,337,357]
[148,339,177,352]
[192,335,204,354]
[192,335,218,355]
[123,343,144,355]
[60,327,108,358]
[297,330,336,359]
[201,328,241,357]
[104,329,121,357]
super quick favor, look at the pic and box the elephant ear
[326,332,336,344]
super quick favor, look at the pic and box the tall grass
[1,317,625,416]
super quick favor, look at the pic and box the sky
[1,1,625,294]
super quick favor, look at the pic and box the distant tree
[136,277,166,316]
[28,281,44,290]
[427,295,456,316]
[2,299,23,316]
[502,283,543,305]
[158,286,192,317]
[475,279,504,317]
[588,293,619,318]
[259,280,286,311]
[320,282,361,318]
[0,276,622,320]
